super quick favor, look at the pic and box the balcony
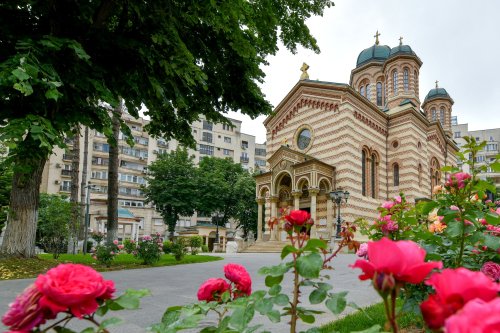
[240,156,249,164]
[62,154,74,161]
[61,169,72,177]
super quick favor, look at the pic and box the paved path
[0,253,379,332]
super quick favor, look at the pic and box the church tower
[422,81,454,136]
[382,37,422,109]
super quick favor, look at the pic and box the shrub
[201,244,209,253]
[136,233,163,265]
[123,238,137,254]
[189,236,203,255]
[86,240,94,254]
[172,238,188,261]
[90,231,105,245]
[162,240,173,253]
[93,241,119,267]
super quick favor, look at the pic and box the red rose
[285,210,311,226]
[445,298,500,333]
[481,261,500,282]
[351,238,442,286]
[35,264,115,318]
[421,268,500,330]
[224,263,252,296]
[197,278,230,302]
[2,285,48,331]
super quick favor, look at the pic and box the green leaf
[265,274,283,287]
[12,68,30,81]
[258,263,291,276]
[484,234,500,250]
[419,200,439,215]
[298,312,315,324]
[490,162,500,172]
[255,298,273,314]
[100,317,124,328]
[317,282,333,291]
[272,294,289,306]
[161,306,182,325]
[351,324,383,333]
[309,289,327,304]
[303,329,321,333]
[281,244,298,259]
[445,221,464,238]
[266,310,281,323]
[268,284,281,296]
[302,239,328,252]
[45,88,63,101]
[485,212,500,226]
[325,292,347,314]
[54,327,77,333]
[296,253,323,278]
[79,328,96,333]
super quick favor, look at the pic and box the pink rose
[197,278,230,302]
[35,264,115,318]
[394,196,402,204]
[117,244,124,250]
[449,205,460,211]
[2,285,48,331]
[445,298,500,333]
[285,210,311,226]
[113,240,119,245]
[445,172,471,190]
[351,238,442,286]
[381,201,395,209]
[481,261,500,282]
[224,263,252,296]
[356,243,368,258]
[420,268,500,329]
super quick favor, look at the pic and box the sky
[228,0,500,144]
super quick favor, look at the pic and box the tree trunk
[106,100,122,244]
[0,157,46,258]
[79,127,90,239]
[69,128,81,253]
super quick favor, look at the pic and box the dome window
[392,70,398,95]
[403,68,409,92]
[440,108,445,125]
[376,82,383,106]
[360,85,365,97]
[366,84,371,100]
[431,108,437,121]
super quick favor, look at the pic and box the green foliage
[123,238,137,254]
[0,144,12,231]
[36,194,72,258]
[189,236,203,255]
[172,239,188,261]
[201,245,209,253]
[94,243,119,267]
[90,231,105,245]
[162,240,173,254]
[142,148,198,238]
[136,234,163,265]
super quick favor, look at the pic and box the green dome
[424,87,451,103]
[389,44,417,58]
[356,44,391,67]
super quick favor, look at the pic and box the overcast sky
[228,0,500,144]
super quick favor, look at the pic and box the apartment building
[452,117,500,194]
[39,112,267,250]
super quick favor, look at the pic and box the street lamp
[82,183,97,254]
[329,188,350,238]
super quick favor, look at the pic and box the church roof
[356,44,391,67]
[423,87,453,104]
[389,44,417,58]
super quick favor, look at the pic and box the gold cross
[300,62,310,80]
[435,80,439,89]
[374,30,381,45]
[399,36,403,45]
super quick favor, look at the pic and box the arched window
[440,107,445,125]
[361,150,366,196]
[430,158,440,196]
[418,164,422,187]
[360,85,365,97]
[376,82,383,106]
[414,70,418,95]
[403,68,409,92]
[431,108,437,121]
[393,163,399,186]
[371,153,377,198]
[366,84,371,100]
[393,70,398,95]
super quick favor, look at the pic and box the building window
[486,143,498,151]
[60,181,72,192]
[202,132,213,143]
[297,129,311,150]
[376,82,383,106]
[199,144,214,155]
[392,70,398,95]
[93,143,110,152]
[414,70,419,94]
[223,149,232,156]
[360,85,365,97]
[393,163,400,187]
[202,120,213,131]
[366,84,371,100]
[403,68,409,92]
[222,123,233,131]
[490,136,495,142]
[240,152,249,163]
[255,159,266,167]
[361,150,367,196]
[91,170,108,179]
[431,108,437,121]
[371,153,377,198]
[439,108,445,125]
[241,140,249,149]
[224,136,231,143]
[454,132,461,138]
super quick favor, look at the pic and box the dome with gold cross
[423,81,453,105]
[389,37,417,58]
[355,30,391,68]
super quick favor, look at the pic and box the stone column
[256,198,265,241]
[326,198,333,236]
[291,191,301,210]
[269,196,279,241]
[309,189,319,238]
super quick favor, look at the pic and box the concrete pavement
[0,253,379,332]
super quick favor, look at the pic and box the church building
[255,33,458,243]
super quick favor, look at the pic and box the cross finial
[300,62,310,80]
[399,36,403,45]
[435,80,439,89]
[374,30,381,45]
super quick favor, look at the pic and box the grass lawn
[0,253,222,280]
[319,300,424,333]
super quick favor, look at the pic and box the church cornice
[382,53,423,71]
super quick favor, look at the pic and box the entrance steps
[241,240,289,253]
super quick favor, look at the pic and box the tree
[69,129,81,253]
[0,0,332,257]
[234,172,259,240]
[36,194,72,259]
[107,102,122,244]
[0,144,13,232]
[142,148,199,240]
